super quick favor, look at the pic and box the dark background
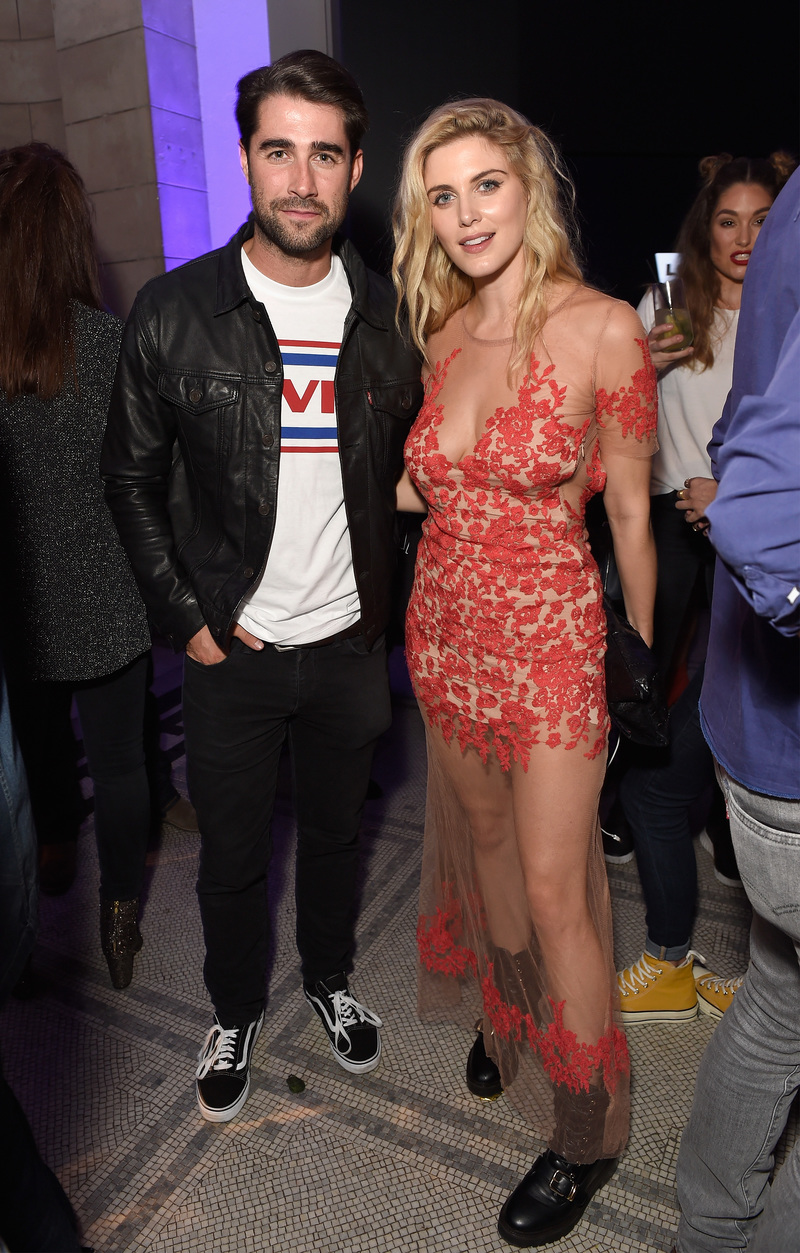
[333,0,799,306]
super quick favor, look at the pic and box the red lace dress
[405,293,656,1160]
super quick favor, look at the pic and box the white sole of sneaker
[696,995,725,1021]
[327,1035,381,1074]
[620,1005,698,1024]
[196,1014,263,1123]
[196,1077,252,1123]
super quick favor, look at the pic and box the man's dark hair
[236,50,368,160]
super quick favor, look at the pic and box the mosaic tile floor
[1,647,794,1252]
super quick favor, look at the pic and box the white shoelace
[696,972,744,995]
[196,1023,240,1078]
[618,949,705,995]
[329,991,382,1051]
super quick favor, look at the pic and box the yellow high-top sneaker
[617,952,701,1023]
[693,967,745,1020]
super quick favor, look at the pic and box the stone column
[0,0,65,150]
[52,0,210,316]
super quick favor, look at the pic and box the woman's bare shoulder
[557,288,646,358]
[560,284,642,327]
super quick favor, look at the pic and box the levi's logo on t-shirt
[279,339,339,453]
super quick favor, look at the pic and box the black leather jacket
[102,221,423,650]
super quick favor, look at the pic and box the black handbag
[603,594,669,747]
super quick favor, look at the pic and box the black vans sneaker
[195,1011,264,1122]
[303,973,382,1073]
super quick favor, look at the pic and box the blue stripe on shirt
[281,352,339,367]
[282,427,338,439]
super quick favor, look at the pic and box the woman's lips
[730,251,751,266]
[460,233,494,252]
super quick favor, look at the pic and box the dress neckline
[461,307,512,346]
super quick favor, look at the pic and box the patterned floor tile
[1,649,795,1252]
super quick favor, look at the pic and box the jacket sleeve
[101,297,207,650]
[706,306,800,637]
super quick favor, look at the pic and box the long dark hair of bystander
[0,142,103,400]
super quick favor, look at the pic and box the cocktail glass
[651,278,693,352]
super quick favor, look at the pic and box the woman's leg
[423,726,531,956]
[422,726,623,1119]
[422,724,612,1047]
[74,653,151,901]
[4,677,81,847]
[509,742,609,1048]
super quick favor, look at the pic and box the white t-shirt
[236,249,360,644]
[637,289,739,495]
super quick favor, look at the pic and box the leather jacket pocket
[368,380,423,422]
[368,379,424,476]
[158,372,240,468]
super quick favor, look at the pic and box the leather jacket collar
[214,218,389,331]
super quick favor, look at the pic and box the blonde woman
[393,99,657,1247]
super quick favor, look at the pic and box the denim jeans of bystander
[676,767,800,1253]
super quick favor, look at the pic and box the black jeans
[7,654,151,899]
[183,633,391,1027]
[651,491,715,682]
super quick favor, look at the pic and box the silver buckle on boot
[548,1169,578,1202]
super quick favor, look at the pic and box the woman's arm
[603,454,657,648]
[396,467,428,513]
[594,302,658,644]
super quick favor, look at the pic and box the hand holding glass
[651,278,693,353]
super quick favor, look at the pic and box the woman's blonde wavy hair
[392,98,583,378]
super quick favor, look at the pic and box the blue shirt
[699,167,800,798]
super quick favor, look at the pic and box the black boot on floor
[466,1025,503,1099]
[498,1149,618,1247]
[100,898,143,989]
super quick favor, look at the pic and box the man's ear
[239,139,250,184]
[349,149,363,193]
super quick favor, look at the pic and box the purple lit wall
[192,0,271,250]
[141,0,211,270]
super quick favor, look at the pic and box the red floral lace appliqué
[404,344,654,770]
[594,338,658,443]
[417,886,478,979]
[481,965,630,1095]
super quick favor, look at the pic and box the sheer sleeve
[592,301,658,459]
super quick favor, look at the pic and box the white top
[235,249,360,644]
[637,289,739,494]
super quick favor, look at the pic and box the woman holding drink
[639,152,795,682]
[616,152,796,1023]
[393,98,657,1247]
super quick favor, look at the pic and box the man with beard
[102,51,422,1122]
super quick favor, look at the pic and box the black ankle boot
[100,898,143,989]
[466,1025,503,1099]
[498,1149,618,1247]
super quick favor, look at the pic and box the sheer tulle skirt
[415,719,630,1163]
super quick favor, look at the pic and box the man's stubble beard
[250,190,349,258]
